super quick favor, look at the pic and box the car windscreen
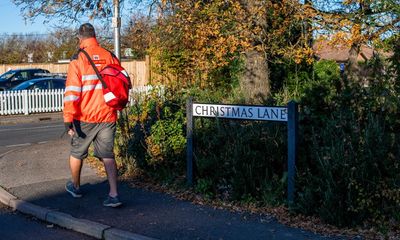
[0,70,16,81]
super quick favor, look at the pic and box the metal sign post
[112,0,121,60]
[287,101,298,205]
[186,97,194,186]
[186,99,299,205]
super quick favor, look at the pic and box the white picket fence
[0,86,159,116]
[129,85,165,104]
[0,89,64,115]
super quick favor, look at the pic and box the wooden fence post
[145,55,151,85]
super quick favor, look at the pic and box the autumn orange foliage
[149,0,315,87]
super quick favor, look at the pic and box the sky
[0,1,57,35]
[0,0,139,36]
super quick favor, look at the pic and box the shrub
[115,87,187,180]
[115,58,400,232]
[291,59,400,228]
[194,119,287,204]
[297,107,400,227]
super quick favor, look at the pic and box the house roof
[312,40,390,62]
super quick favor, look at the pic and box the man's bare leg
[69,155,83,188]
[102,158,118,197]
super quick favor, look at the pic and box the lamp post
[112,0,121,60]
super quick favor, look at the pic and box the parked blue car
[12,77,66,91]
[0,68,50,91]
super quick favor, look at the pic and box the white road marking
[0,125,62,132]
[0,149,19,158]
[5,143,32,148]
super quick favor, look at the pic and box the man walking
[63,23,122,207]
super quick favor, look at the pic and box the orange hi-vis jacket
[63,38,120,123]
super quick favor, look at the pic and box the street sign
[192,103,288,122]
[186,99,298,206]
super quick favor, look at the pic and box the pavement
[0,112,63,125]
[0,114,348,240]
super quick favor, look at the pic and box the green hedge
[115,59,400,231]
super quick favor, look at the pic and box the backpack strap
[78,48,108,89]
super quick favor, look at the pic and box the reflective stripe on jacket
[63,38,120,123]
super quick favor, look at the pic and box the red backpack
[79,49,131,110]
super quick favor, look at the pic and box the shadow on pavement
[1,139,346,240]
[7,177,347,240]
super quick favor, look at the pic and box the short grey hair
[78,23,96,39]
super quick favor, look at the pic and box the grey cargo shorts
[70,120,116,160]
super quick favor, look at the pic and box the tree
[12,0,115,21]
[11,0,141,59]
[10,0,317,103]
[148,0,309,103]
[0,35,25,64]
[147,0,251,89]
[238,0,311,103]
[48,28,79,61]
[25,35,50,62]
[0,34,48,63]
[304,0,400,80]
[122,13,152,59]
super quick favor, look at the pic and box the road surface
[0,120,64,156]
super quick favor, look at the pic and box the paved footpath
[0,137,349,240]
